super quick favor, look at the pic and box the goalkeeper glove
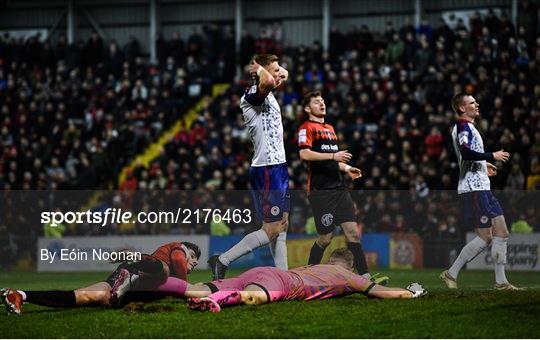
[407,282,427,298]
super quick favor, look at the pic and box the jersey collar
[308,119,327,125]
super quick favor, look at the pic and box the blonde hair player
[150,248,427,313]
[441,93,520,290]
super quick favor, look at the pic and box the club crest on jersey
[480,216,489,224]
[271,206,280,216]
[321,213,333,227]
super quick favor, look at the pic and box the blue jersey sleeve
[456,121,473,149]
[244,85,267,106]
[456,121,494,161]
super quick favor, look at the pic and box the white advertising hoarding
[466,233,539,271]
[0,29,48,41]
[37,235,209,272]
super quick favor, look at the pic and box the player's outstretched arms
[367,282,427,299]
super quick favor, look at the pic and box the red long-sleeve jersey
[151,242,189,280]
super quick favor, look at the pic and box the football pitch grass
[1,269,539,338]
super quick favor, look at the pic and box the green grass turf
[1,269,539,338]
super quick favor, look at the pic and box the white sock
[269,231,288,270]
[492,236,509,284]
[219,229,270,266]
[448,236,488,279]
[18,290,27,301]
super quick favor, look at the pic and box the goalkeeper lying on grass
[115,247,427,313]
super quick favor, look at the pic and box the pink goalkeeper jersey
[203,265,373,303]
[282,264,372,301]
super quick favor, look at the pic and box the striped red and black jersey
[297,120,344,191]
[151,242,189,280]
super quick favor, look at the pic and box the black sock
[119,291,167,307]
[24,290,77,308]
[347,242,368,275]
[308,241,326,265]
[132,257,163,275]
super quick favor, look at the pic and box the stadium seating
[1,14,539,250]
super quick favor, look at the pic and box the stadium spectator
[517,0,538,44]
[385,32,404,65]
[424,126,444,160]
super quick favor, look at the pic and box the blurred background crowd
[1,6,539,255]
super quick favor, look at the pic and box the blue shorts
[249,163,290,223]
[459,190,503,228]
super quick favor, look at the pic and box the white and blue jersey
[240,85,289,222]
[452,119,503,227]
[240,85,286,167]
[451,120,491,194]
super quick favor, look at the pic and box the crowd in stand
[1,7,539,248]
[0,24,236,264]
[0,25,234,190]
[129,9,540,238]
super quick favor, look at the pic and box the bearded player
[152,248,426,313]
[440,93,519,290]
[208,54,289,279]
[1,241,201,314]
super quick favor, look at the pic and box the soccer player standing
[208,54,289,279]
[441,93,519,290]
[297,91,380,280]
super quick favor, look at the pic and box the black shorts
[308,189,356,235]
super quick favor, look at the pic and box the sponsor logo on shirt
[298,129,307,144]
[321,144,339,151]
